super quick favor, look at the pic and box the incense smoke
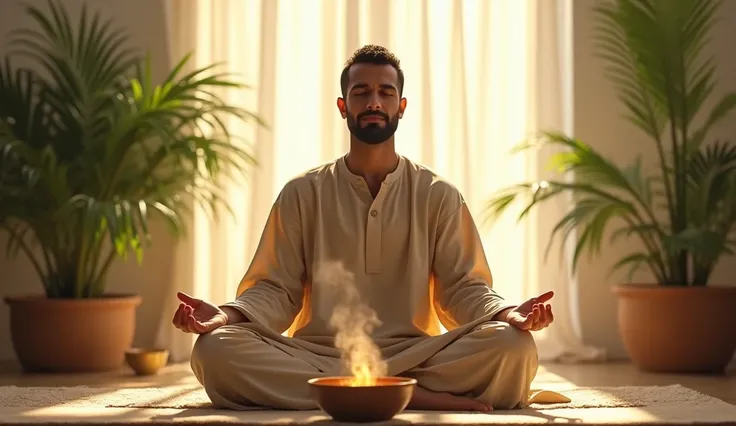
[315,261,387,384]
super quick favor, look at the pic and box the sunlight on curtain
[254,0,533,304]
[158,0,606,364]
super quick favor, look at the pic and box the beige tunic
[190,155,546,410]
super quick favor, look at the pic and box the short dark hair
[340,45,404,98]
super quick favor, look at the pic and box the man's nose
[366,93,382,111]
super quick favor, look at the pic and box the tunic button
[370,210,378,217]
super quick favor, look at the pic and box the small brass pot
[125,348,169,376]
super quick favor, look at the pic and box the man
[172,45,555,412]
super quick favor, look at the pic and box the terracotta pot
[4,294,142,373]
[613,284,736,374]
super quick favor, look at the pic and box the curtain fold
[526,0,606,362]
[158,0,605,364]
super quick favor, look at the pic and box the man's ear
[336,97,347,118]
[399,97,407,118]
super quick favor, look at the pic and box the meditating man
[172,45,555,412]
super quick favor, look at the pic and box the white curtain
[156,0,605,365]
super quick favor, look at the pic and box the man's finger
[172,303,186,329]
[534,290,554,304]
[181,306,194,332]
[183,305,192,320]
[185,313,199,333]
[537,305,554,330]
[171,304,181,325]
[177,291,201,307]
[174,306,191,333]
[529,305,539,329]
[536,304,547,326]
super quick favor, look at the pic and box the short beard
[346,110,399,145]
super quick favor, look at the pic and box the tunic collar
[338,153,406,186]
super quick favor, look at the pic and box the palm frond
[592,0,728,284]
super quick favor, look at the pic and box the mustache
[357,111,389,121]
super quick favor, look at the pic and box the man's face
[338,63,407,145]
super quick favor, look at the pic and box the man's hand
[172,292,229,334]
[499,290,555,331]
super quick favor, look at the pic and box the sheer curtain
[156,0,605,364]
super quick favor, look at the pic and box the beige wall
[1,0,735,362]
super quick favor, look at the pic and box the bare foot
[407,386,491,412]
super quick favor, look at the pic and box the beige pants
[190,321,538,411]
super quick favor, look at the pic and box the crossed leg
[190,321,538,411]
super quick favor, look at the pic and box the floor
[1,361,735,425]
[1,360,734,405]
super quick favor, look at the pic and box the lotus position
[172,45,555,412]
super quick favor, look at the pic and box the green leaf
[662,228,731,261]
[609,251,661,283]
[688,94,736,153]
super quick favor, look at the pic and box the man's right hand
[172,292,229,334]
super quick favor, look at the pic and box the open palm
[172,292,228,334]
[505,291,555,331]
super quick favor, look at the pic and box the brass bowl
[124,348,169,376]
[308,376,417,422]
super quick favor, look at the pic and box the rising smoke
[315,261,387,382]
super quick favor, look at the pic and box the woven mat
[0,383,721,410]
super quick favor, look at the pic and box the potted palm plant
[484,0,736,373]
[0,0,263,372]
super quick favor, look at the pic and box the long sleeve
[431,201,515,330]
[221,187,306,334]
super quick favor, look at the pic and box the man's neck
[345,137,399,184]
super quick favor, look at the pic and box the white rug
[1,383,735,425]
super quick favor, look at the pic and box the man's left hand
[501,290,555,331]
